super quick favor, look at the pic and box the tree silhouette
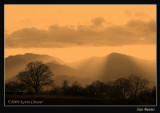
[62,80,70,95]
[70,81,82,96]
[5,81,26,94]
[113,78,130,98]
[5,81,19,93]
[17,61,53,94]
[91,81,106,97]
[128,74,149,98]
[85,84,96,97]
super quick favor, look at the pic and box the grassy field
[5,95,141,105]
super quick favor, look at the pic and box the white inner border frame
[4,4,158,107]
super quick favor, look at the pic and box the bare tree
[17,61,53,94]
[128,74,149,98]
[70,81,82,96]
[62,80,70,95]
[62,80,69,89]
[114,78,130,98]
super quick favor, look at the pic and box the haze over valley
[5,52,156,87]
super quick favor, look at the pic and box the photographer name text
[8,100,44,105]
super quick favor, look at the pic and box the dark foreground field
[5,95,154,105]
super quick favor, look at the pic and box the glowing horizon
[5,45,156,63]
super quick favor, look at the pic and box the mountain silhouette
[69,56,106,79]
[5,52,156,87]
[46,63,77,76]
[69,52,156,87]
[5,53,64,81]
[101,53,156,85]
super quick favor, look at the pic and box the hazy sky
[5,5,156,62]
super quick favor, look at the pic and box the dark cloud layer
[5,18,156,48]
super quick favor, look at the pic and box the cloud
[91,17,107,27]
[124,10,150,18]
[5,18,156,48]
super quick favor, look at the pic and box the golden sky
[5,5,156,33]
[5,5,156,62]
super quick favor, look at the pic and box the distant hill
[46,63,77,76]
[69,52,156,87]
[5,53,64,81]
[100,53,156,86]
[5,52,156,87]
[69,56,106,79]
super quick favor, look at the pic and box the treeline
[44,74,156,104]
[5,61,156,104]
[5,74,156,104]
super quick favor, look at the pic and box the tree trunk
[34,88,39,95]
[134,90,137,98]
